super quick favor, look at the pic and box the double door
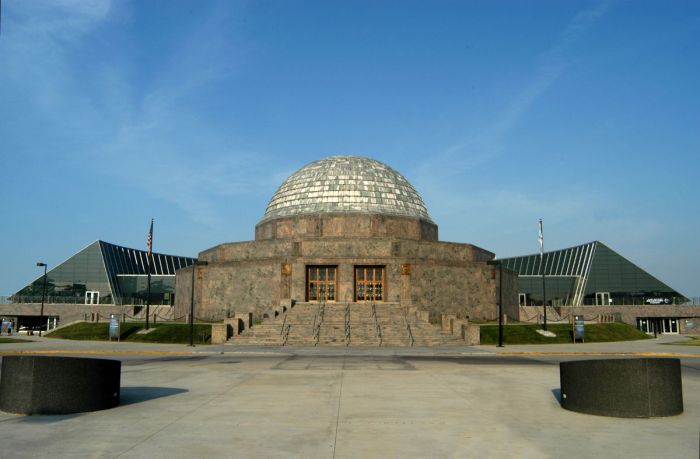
[637,317,679,334]
[305,265,386,302]
[307,266,336,301]
[355,266,384,302]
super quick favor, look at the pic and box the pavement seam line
[112,358,272,458]
[332,354,346,459]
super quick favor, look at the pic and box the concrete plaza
[0,336,699,458]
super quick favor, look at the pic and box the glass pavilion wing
[14,241,114,303]
[497,241,688,305]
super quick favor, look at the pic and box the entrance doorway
[306,266,337,301]
[662,318,679,334]
[355,266,385,302]
[595,292,610,305]
[637,317,679,335]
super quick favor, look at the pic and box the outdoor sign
[109,314,120,342]
[645,298,670,305]
[573,315,584,343]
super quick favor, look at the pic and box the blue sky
[0,0,698,296]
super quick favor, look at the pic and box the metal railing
[402,308,414,347]
[344,302,350,346]
[313,301,325,346]
[1,295,175,306]
[520,296,698,307]
[282,323,291,346]
[280,314,288,336]
[371,301,382,346]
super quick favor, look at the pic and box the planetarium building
[174,156,517,326]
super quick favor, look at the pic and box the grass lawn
[0,338,33,344]
[46,322,212,344]
[480,322,651,345]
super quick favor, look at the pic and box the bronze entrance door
[306,266,337,301]
[355,266,385,302]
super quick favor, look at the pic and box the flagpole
[146,219,153,330]
[540,218,547,331]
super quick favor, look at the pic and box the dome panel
[261,156,432,222]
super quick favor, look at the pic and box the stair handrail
[280,313,287,336]
[344,302,350,346]
[371,301,382,346]
[313,301,325,346]
[403,308,415,347]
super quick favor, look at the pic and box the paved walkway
[1,333,699,357]
[0,336,699,458]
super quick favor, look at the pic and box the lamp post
[539,218,547,331]
[36,262,47,336]
[189,260,208,347]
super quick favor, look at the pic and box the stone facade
[174,229,519,323]
[255,213,438,241]
[173,156,519,326]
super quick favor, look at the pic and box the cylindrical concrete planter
[560,358,683,418]
[0,356,121,415]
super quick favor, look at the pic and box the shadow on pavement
[10,414,80,424]
[551,388,562,405]
[119,386,188,406]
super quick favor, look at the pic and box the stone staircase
[229,302,466,347]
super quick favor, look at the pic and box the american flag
[147,219,153,256]
[538,218,544,256]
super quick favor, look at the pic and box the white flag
[538,219,544,255]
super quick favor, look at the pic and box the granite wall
[174,235,517,322]
[255,213,438,241]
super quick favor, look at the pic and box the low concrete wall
[0,303,124,323]
[0,303,175,325]
[517,305,700,333]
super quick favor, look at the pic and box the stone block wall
[679,318,700,335]
[409,263,498,321]
[255,213,438,241]
[174,234,516,322]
